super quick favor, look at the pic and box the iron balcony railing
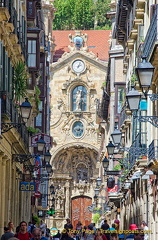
[143,4,158,60]
[1,92,29,148]
[148,139,158,161]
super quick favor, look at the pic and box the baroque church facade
[49,31,109,229]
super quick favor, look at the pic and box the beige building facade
[49,32,109,229]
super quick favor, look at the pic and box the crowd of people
[0,218,149,240]
[60,218,149,240]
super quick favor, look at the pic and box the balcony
[143,5,158,63]
[1,92,29,148]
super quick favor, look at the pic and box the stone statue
[76,90,82,111]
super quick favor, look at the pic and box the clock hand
[77,62,81,68]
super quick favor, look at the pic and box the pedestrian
[53,230,61,240]
[60,229,74,240]
[45,226,50,238]
[94,229,108,240]
[76,221,82,240]
[82,226,88,240]
[14,221,33,240]
[1,227,14,240]
[8,222,15,234]
[140,221,148,240]
[30,228,47,240]
[110,233,118,240]
[64,218,73,230]
[101,220,110,240]
[39,221,46,237]
[125,224,138,240]
[86,224,95,240]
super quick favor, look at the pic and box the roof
[52,30,111,62]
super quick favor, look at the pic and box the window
[117,86,125,113]
[72,86,87,111]
[36,113,42,126]
[28,40,36,67]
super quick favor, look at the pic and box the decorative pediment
[51,51,108,73]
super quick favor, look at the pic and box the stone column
[65,180,70,218]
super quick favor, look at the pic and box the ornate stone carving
[55,186,65,216]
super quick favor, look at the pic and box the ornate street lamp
[126,86,141,111]
[94,188,100,196]
[106,141,115,156]
[94,195,98,203]
[111,129,122,145]
[46,162,52,174]
[102,157,109,171]
[37,136,46,151]
[20,97,32,121]
[136,56,155,89]
[96,177,102,187]
[1,98,32,133]
[44,151,51,163]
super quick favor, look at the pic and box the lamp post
[1,98,32,133]
[106,141,115,156]
[46,163,52,174]
[44,151,51,163]
[126,87,141,111]
[96,177,102,187]
[111,129,122,145]
[37,136,46,151]
[136,56,155,89]
[94,188,100,196]
[20,97,32,122]
[102,157,109,172]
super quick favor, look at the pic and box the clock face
[72,60,85,73]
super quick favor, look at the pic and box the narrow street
[0,0,158,240]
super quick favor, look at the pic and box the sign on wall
[31,133,52,147]
[19,182,36,191]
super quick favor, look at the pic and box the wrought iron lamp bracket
[147,94,158,101]
[119,147,148,157]
[1,122,24,134]
[13,154,33,164]
[133,116,158,128]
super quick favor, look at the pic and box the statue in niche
[76,164,88,182]
[76,90,83,111]
[55,186,65,212]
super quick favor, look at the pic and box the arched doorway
[72,196,92,228]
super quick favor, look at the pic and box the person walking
[39,221,46,237]
[30,228,47,240]
[76,221,82,240]
[1,227,14,240]
[125,224,138,240]
[140,221,148,240]
[94,229,108,240]
[101,220,110,240]
[14,221,33,240]
[64,218,73,230]
[7,222,15,234]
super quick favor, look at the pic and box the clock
[72,59,85,74]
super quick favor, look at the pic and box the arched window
[72,86,87,111]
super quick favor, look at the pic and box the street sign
[31,133,52,148]
[19,182,36,191]
[106,170,121,175]
[50,227,58,236]
[34,191,41,198]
